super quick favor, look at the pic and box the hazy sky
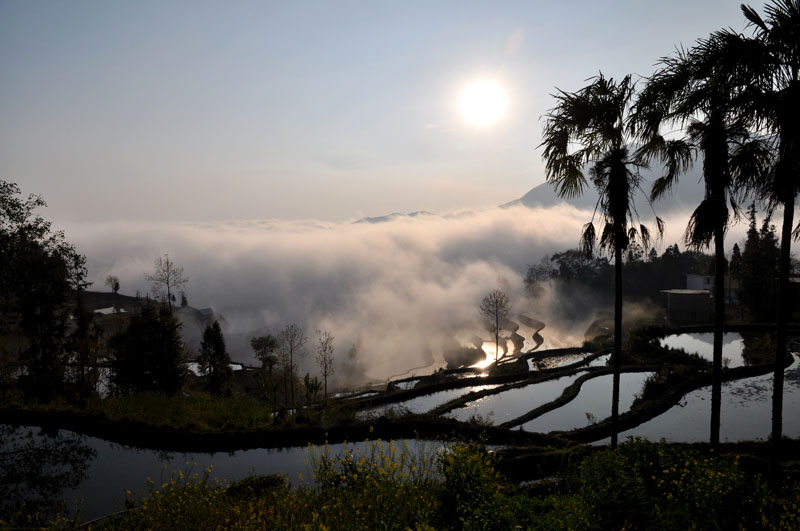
[1,0,750,223]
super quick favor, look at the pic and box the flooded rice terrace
[3,330,798,520]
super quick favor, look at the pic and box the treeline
[0,179,341,413]
[524,203,794,323]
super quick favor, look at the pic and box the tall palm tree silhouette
[724,0,800,482]
[541,73,662,449]
[633,34,771,450]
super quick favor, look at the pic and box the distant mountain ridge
[353,166,707,225]
[353,211,435,224]
[504,166,706,214]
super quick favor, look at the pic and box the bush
[572,438,762,530]
[437,442,501,530]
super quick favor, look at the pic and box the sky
[0,0,752,224]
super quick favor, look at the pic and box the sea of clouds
[64,203,734,383]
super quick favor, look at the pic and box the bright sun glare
[458,80,509,127]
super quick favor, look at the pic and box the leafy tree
[303,372,321,406]
[251,335,279,371]
[277,324,307,407]
[105,275,120,294]
[479,289,510,363]
[730,243,743,278]
[197,320,232,394]
[634,32,771,449]
[541,73,662,449]
[315,330,335,400]
[144,254,188,312]
[110,303,185,395]
[65,292,103,405]
[252,335,279,410]
[0,181,87,402]
[523,255,555,296]
[740,205,780,320]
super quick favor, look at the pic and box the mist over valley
[67,186,724,386]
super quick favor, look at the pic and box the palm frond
[685,199,728,248]
[729,136,775,202]
[581,222,596,257]
[742,3,769,32]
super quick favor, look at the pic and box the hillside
[503,166,706,214]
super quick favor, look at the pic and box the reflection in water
[522,372,652,433]
[614,359,800,443]
[0,425,96,520]
[0,426,444,521]
[659,333,751,368]
[445,373,584,424]
[357,385,501,419]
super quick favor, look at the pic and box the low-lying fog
[66,203,727,384]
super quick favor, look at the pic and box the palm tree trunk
[611,244,622,450]
[769,192,794,486]
[711,221,725,450]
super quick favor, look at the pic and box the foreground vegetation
[5,438,799,530]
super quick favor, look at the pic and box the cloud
[64,203,725,384]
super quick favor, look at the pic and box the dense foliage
[0,180,88,403]
[197,320,232,395]
[110,303,185,395]
[525,245,714,319]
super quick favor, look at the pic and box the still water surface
[615,359,800,443]
[445,373,584,425]
[0,425,446,521]
[659,333,746,367]
[521,372,653,433]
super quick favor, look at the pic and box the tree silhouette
[541,73,662,449]
[278,324,307,407]
[729,0,800,483]
[315,330,335,400]
[110,302,185,395]
[197,320,232,394]
[633,31,771,449]
[0,180,88,403]
[105,275,120,294]
[252,334,279,410]
[479,289,510,363]
[145,254,188,312]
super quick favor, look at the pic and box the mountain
[354,211,435,224]
[503,166,707,214]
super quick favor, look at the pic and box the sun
[458,79,509,127]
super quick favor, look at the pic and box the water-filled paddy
[521,372,653,433]
[356,384,501,419]
[0,424,446,521]
[445,373,584,424]
[614,359,800,443]
[660,333,745,367]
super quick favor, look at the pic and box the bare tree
[315,329,335,400]
[104,275,120,294]
[479,289,510,363]
[277,324,307,407]
[144,254,188,312]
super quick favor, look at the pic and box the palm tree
[730,0,800,483]
[541,73,662,449]
[633,35,771,450]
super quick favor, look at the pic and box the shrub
[573,438,762,530]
